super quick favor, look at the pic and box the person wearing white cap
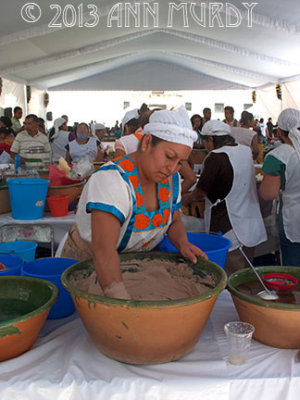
[61,106,207,299]
[115,104,149,156]
[182,120,267,275]
[121,108,141,135]
[260,108,300,266]
[91,123,106,152]
[49,117,70,161]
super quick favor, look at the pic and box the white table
[0,212,76,246]
[1,290,299,400]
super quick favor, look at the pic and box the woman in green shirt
[260,108,300,266]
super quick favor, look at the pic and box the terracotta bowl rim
[61,252,227,308]
[227,266,300,311]
[48,181,85,189]
[0,276,59,329]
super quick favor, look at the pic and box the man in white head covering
[260,108,300,266]
[182,119,267,275]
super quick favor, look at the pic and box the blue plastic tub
[157,232,231,269]
[7,178,50,220]
[21,257,78,319]
[0,240,37,262]
[0,254,24,276]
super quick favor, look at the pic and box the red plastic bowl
[263,273,298,291]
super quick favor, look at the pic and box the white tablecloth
[0,212,76,246]
[1,291,299,400]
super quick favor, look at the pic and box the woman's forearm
[167,210,189,250]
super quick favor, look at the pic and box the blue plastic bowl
[157,232,231,269]
[0,240,37,262]
[21,257,78,319]
[0,254,24,276]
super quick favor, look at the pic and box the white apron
[204,144,267,248]
[69,138,98,162]
[266,144,300,242]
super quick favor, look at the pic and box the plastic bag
[48,165,82,187]
[72,156,94,178]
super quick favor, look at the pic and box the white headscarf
[201,120,231,136]
[51,117,66,139]
[278,108,300,161]
[143,106,197,148]
[91,123,105,137]
[121,109,139,133]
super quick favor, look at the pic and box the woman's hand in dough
[103,281,131,300]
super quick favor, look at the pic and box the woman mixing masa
[182,120,266,276]
[260,108,300,266]
[61,107,207,299]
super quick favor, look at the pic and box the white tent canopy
[1,0,300,91]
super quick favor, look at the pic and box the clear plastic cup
[224,321,255,365]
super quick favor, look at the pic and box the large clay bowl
[0,276,58,361]
[228,266,300,349]
[61,252,227,364]
[47,181,85,207]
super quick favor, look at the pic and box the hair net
[278,108,300,161]
[143,106,197,148]
[201,120,231,136]
[91,123,105,137]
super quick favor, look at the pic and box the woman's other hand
[179,241,208,264]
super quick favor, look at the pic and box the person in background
[259,118,266,140]
[202,108,211,126]
[266,117,275,140]
[10,114,51,163]
[49,117,70,161]
[230,111,259,159]
[121,109,141,136]
[11,106,24,134]
[115,106,151,158]
[223,106,238,127]
[260,108,300,266]
[0,116,14,144]
[37,118,47,136]
[91,123,106,157]
[0,128,14,163]
[190,114,203,148]
[61,107,207,299]
[182,120,266,276]
[91,123,106,142]
[61,114,76,141]
[65,122,103,163]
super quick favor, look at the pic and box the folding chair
[0,224,55,257]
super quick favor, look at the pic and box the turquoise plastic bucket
[22,257,78,319]
[0,240,37,262]
[157,232,231,269]
[0,254,24,275]
[7,178,50,220]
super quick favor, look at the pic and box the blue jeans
[278,216,300,266]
